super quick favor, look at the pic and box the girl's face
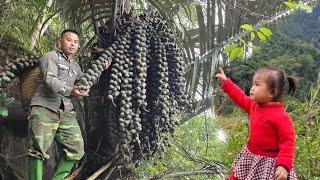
[250,73,274,104]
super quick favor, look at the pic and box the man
[27,29,111,180]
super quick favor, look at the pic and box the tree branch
[65,164,85,180]
[151,170,222,179]
[87,154,120,180]
[87,161,113,180]
[175,145,228,176]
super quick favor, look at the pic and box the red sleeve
[221,78,252,114]
[274,114,295,171]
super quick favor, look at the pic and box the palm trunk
[207,0,212,50]
[217,0,223,44]
[211,0,216,47]
[28,0,54,51]
[40,12,61,37]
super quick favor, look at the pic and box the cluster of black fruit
[82,11,190,162]
[0,54,39,87]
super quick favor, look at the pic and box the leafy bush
[288,88,320,179]
[214,113,248,167]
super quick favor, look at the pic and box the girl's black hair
[255,67,298,101]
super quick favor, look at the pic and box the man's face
[59,32,79,56]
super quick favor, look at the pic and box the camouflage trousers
[27,106,84,161]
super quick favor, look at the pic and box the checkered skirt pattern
[232,147,297,180]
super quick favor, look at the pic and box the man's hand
[71,85,89,97]
[215,67,227,82]
[102,58,112,70]
[275,166,288,180]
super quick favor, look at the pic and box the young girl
[215,67,297,180]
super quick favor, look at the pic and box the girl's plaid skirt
[231,147,297,180]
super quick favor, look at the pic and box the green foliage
[0,91,15,117]
[256,31,266,43]
[229,46,242,61]
[223,24,272,61]
[214,114,248,167]
[135,115,228,179]
[250,32,255,41]
[284,1,299,9]
[0,1,63,54]
[284,1,312,11]
[0,1,36,49]
[259,27,272,37]
[287,88,320,179]
[240,24,254,31]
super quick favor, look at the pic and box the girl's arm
[221,79,252,114]
[216,67,252,114]
[274,114,295,172]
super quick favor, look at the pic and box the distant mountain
[281,6,320,48]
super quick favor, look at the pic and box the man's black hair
[60,29,80,38]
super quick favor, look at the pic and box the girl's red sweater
[222,79,295,171]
